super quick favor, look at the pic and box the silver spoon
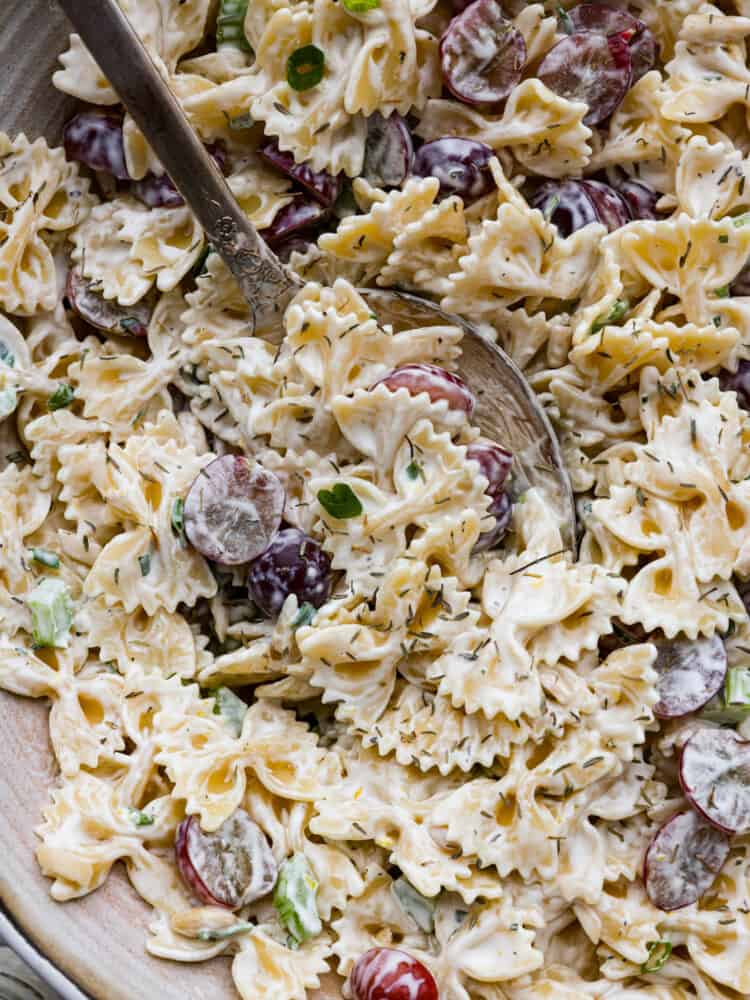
[55,0,576,549]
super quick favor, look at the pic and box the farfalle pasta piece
[673,133,750,219]
[248,0,440,175]
[156,696,340,830]
[53,0,215,103]
[231,927,332,1000]
[442,162,603,316]
[416,80,593,178]
[662,5,750,123]
[0,132,93,315]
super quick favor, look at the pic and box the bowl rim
[1,905,88,1000]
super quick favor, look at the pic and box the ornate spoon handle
[57,0,301,333]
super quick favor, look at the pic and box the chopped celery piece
[197,922,254,941]
[31,548,60,569]
[129,808,154,827]
[274,853,322,946]
[28,577,73,648]
[641,940,672,974]
[213,686,247,737]
[392,877,436,932]
[590,299,629,336]
[292,602,316,629]
[701,668,750,724]
[217,0,251,51]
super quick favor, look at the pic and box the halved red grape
[132,143,228,208]
[568,4,657,83]
[175,812,278,909]
[65,268,152,336]
[373,363,476,416]
[473,491,512,552]
[652,635,727,719]
[247,527,332,617]
[530,180,599,236]
[616,177,659,220]
[411,138,494,203]
[537,32,632,127]
[263,195,328,246]
[580,179,630,230]
[643,809,731,911]
[680,727,750,834]
[63,110,130,180]
[183,455,285,566]
[350,948,438,1000]
[467,441,512,498]
[440,0,526,107]
[258,138,343,207]
[363,113,414,189]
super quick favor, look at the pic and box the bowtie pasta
[3,1,750,999]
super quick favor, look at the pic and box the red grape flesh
[350,948,438,1000]
[363,113,414,189]
[373,364,476,416]
[411,137,494,203]
[679,727,750,834]
[652,635,727,719]
[537,32,632,127]
[643,809,730,911]
[440,0,526,107]
[247,526,332,617]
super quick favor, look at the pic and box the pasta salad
[2,1,750,998]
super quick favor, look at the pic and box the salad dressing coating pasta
[3,1,750,998]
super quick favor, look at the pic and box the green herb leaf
[641,940,672,974]
[228,112,254,131]
[171,498,185,536]
[217,0,252,50]
[557,5,574,33]
[48,383,75,411]
[406,460,424,481]
[27,577,73,649]
[292,602,316,629]
[31,548,60,569]
[129,808,155,828]
[0,341,15,368]
[274,854,322,946]
[287,45,325,91]
[714,284,730,298]
[719,234,729,244]
[317,483,362,519]
[392,877,436,932]
[589,299,629,336]
[213,686,247,737]
[343,0,380,11]
[138,553,151,577]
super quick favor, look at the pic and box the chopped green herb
[212,686,247,737]
[0,340,17,420]
[392,877,436,933]
[343,0,380,11]
[641,940,672,974]
[228,112,254,131]
[274,854,322,947]
[129,808,155,828]
[138,553,151,577]
[171,498,185,536]
[27,577,73,649]
[197,922,254,942]
[714,285,730,298]
[31,548,60,569]
[406,460,424,481]
[217,0,251,51]
[589,299,629,336]
[287,45,325,91]
[48,383,75,411]
[0,341,14,367]
[317,483,362,519]
[292,602,316,629]
[719,234,729,244]
[557,5,574,34]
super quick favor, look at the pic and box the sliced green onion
[27,577,73,648]
[343,0,380,11]
[31,548,60,569]
[557,6,574,34]
[197,922,254,941]
[641,939,672,974]
[48,384,75,411]
[274,853,322,947]
[292,602,316,629]
[317,483,362,519]
[129,808,154,827]
[171,498,185,536]
[287,45,325,92]
[212,686,247,737]
[590,299,629,336]
[217,0,251,51]
[392,877,436,932]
